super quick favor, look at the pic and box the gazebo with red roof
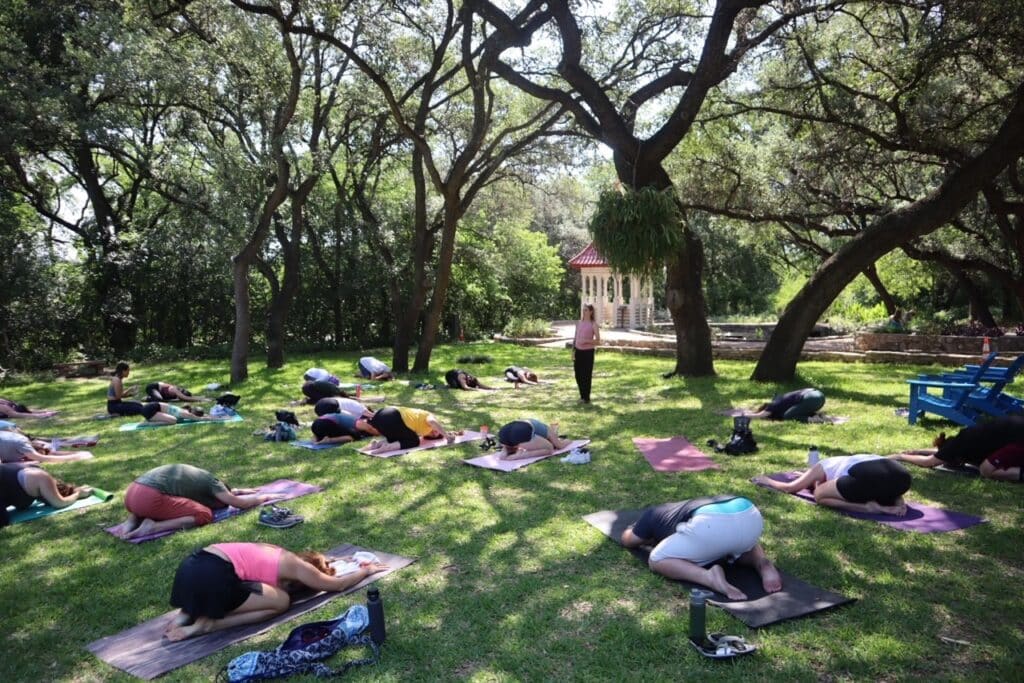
[568,242,654,328]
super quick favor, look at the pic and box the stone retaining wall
[854,332,1024,354]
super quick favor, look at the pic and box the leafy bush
[502,317,553,338]
[939,320,1004,338]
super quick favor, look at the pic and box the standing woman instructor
[573,304,600,403]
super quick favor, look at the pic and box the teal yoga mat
[7,487,114,524]
[119,414,244,431]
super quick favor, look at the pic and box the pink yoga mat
[632,437,720,472]
[463,439,590,472]
[753,472,986,533]
[358,430,486,458]
[104,479,322,543]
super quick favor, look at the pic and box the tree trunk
[665,222,715,376]
[230,258,252,383]
[952,270,997,328]
[265,199,306,368]
[391,151,433,372]
[862,264,897,316]
[413,206,461,372]
[752,87,1024,381]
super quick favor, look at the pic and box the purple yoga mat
[104,479,323,543]
[632,436,720,472]
[463,439,590,472]
[86,543,414,680]
[754,472,986,533]
[358,430,486,458]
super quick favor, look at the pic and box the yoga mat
[716,408,752,417]
[463,439,591,472]
[582,509,854,628]
[119,413,244,431]
[632,437,720,472]
[13,410,60,418]
[86,543,414,680]
[104,479,322,543]
[359,430,486,458]
[336,382,377,390]
[7,487,114,525]
[802,414,850,425]
[291,440,346,450]
[754,472,986,533]
[935,463,981,477]
[46,435,100,449]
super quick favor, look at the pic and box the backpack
[221,605,378,682]
[264,422,297,442]
[708,416,758,456]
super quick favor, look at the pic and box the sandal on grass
[690,633,756,659]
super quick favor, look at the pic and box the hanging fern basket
[588,186,682,275]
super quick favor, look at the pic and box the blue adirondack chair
[905,353,998,426]
[955,354,1024,418]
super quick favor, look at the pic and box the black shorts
[836,459,912,505]
[169,550,261,618]
[1,464,37,511]
[141,403,161,420]
[302,381,342,404]
[107,400,147,417]
[145,383,164,402]
[314,398,337,417]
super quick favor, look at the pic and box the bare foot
[76,485,94,498]
[164,619,207,642]
[109,519,139,538]
[124,517,158,539]
[757,561,783,593]
[172,610,192,626]
[706,564,747,600]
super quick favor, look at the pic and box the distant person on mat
[0,463,94,528]
[444,369,494,391]
[357,406,454,454]
[756,454,912,515]
[497,419,570,460]
[109,464,284,539]
[314,397,374,419]
[573,304,600,403]
[0,398,54,419]
[303,367,341,385]
[107,362,145,417]
[357,356,394,381]
[746,388,826,421]
[620,496,782,601]
[164,542,389,641]
[301,380,354,405]
[140,402,222,426]
[145,382,203,403]
[504,365,539,387]
[890,416,1024,482]
[0,430,92,463]
[311,412,373,445]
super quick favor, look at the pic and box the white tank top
[819,454,883,481]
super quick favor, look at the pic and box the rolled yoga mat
[753,472,986,533]
[7,487,114,525]
[463,439,591,472]
[358,430,486,458]
[103,479,323,543]
[582,509,855,629]
[86,543,415,680]
[632,436,720,473]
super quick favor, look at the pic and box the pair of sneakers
[562,446,591,465]
[258,505,304,529]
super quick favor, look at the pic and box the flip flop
[690,633,756,659]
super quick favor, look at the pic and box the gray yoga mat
[86,543,414,680]
[582,509,855,628]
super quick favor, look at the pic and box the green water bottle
[689,588,713,645]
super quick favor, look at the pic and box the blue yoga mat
[119,414,244,431]
[7,487,114,524]
[291,440,345,450]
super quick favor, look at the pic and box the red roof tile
[568,242,608,268]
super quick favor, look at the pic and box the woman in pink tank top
[165,542,389,641]
[573,304,600,403]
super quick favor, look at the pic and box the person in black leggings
[107,362,146,417]
[1,463,94,528]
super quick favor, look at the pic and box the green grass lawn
[2,343,1022,681]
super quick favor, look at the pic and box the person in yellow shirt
[357,406,453,454]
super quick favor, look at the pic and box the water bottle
[808,445,820,466]
[366,587,386,645]
[688,588,713,644]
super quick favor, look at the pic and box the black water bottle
[689,588,712,645]
[367,587,386,645]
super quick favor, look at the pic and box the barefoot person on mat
[165,542,389,641]
[109,464,284,539]
[0,463,94,528]
[889,416,1024,483]
[356,406,455,454]
[756,454,912,515]
[496,419,571,460]
[620,495,782,600]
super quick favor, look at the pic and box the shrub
[939,320,1004,337]
[502,317,552,338]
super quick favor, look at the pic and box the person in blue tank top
[107,362,146,417]
[620,496,782,600]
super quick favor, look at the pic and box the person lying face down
[757,454,912,516]
[746,388,825,420]
[303,367,340,385]
[496,419,570,460]
[0,463,94,528]
[620,495,782,601]
[314,397,374,419]
[144,382,202,403]
[444,369,494,391]
[356,406,451,454]
[301,380,354,405]
[0,398,52,419]
[504,366,539,387]
[0,429,92,463]
[140,402,219,425]
[310,412,375,445]
[357,356,394,381]
[890,416,1024,482]
[108,464,285,540]
[164,542,389,641]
